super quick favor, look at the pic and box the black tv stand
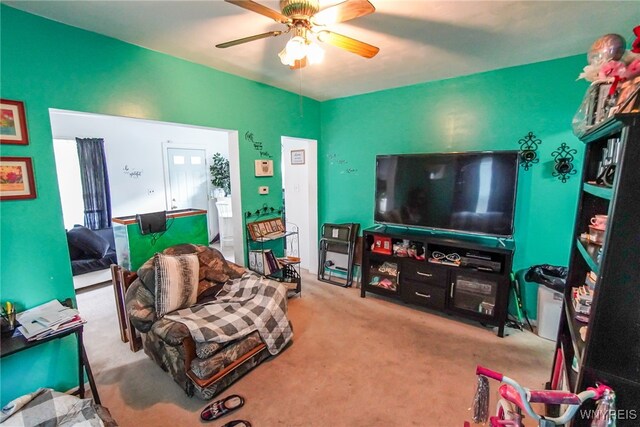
[361,226,515,337]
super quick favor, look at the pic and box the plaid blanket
[165,273,292,355]
[0,388,116,426]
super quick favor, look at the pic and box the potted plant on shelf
[210,153,230,197]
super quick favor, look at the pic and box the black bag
[136,211,167,235]
[525,264,568,293]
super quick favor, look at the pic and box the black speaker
[552,143,578,183]
[518,131,541,170]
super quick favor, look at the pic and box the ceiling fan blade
[225,0,290,24]
[316,30,379,58]
[216,31,284,48]
[290,56,307,70]
[312,0,375,26]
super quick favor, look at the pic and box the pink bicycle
[466,365,616,427]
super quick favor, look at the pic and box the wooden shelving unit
[550,113,640,425]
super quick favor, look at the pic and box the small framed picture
[291,149,305,165]
[0,99,29,145]
[0,157,36,200]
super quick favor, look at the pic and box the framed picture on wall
[291,149,305,165]
[0,99,29,145]
[0,157,36,200]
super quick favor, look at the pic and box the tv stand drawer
[403,280,446,310]
[402,261,446,286]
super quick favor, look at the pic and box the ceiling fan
[216,0,380,69]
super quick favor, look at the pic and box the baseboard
[73,269,112,290]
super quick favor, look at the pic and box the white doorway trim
[281,136,318,274]
[227,131,244,265]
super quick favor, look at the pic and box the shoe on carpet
[221,421,251,427]
[200,394,245,422]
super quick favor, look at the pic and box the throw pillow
[66,234,85,260]
[66,225,111,259]
[154,253,199,318]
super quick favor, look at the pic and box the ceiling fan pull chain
[298,66,304,117]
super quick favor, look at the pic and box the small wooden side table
[0,324,101,404]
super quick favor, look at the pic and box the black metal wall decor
[244,204,283,219]
[517,131,542,170]
[552,143,578,183]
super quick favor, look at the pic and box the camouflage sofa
[124,244,271,400]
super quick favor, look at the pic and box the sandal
[200,394,245,422]
[221,421,252,427]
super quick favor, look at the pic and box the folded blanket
[0,388,116,426]
[165,273,292,355]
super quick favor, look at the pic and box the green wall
[0,5,319,404]
[319,55,590,317]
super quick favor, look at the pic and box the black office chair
[318,223,360,287]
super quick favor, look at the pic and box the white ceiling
[5,1,639,101]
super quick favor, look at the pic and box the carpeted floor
[76,271,554,426]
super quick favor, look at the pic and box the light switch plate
[254,160,274,176]
[259,186,269,195]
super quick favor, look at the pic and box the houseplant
[209,153,230,196]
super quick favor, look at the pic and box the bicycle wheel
[492,399,522,426]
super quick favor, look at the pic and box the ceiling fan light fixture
[306,42,324,64]
[278,47,295,66]
[285,35,308,60]
[218,0,379,68]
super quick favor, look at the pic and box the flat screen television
[374,151,519,237]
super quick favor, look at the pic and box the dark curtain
[76,138,112,229]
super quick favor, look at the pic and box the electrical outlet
[259,186,269,195]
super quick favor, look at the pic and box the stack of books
[15,300,85,341]
[248,249,282,275]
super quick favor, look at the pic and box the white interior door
[166,148,208,211]
[281,137,318,274]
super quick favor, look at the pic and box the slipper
[221,421,251,427]
[200,394,245,422]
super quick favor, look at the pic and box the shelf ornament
[517,131,542,171]
[552,143,578,183]
[573,28,640,137]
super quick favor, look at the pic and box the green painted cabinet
[113,209,208,271]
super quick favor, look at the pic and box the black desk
[1,324,101,404]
